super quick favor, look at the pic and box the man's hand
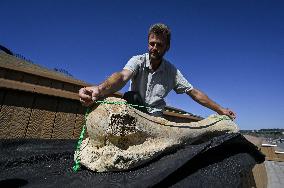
[78,70,132,107]
[79,86,101,107]
[217,108,236,120]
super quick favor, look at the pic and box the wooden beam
[163,110,202,121]
[0,78,78,100]
[0,53,90,87]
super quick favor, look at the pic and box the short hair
[148,23,171,49]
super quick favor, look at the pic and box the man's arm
[79,69,133,106]
[186,88,236,119]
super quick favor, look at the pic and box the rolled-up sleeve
[173,70,193,94]
[123,55,142,77]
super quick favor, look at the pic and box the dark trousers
[123,91,148,113]
[123,91,163,117]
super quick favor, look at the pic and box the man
[79,23,236,119]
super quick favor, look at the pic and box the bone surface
[75,97,239,172]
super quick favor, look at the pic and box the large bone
[75,97,238,172]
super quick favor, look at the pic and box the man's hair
[148,23,171,50]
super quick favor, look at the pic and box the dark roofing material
[0,133,264,187]
[0,45,13,55]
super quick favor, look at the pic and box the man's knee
[151,111,164,117]
[123,91,141,104]
[123,91,147,113]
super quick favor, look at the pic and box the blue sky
[1,0,283,130]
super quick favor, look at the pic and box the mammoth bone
[74,97,238,172]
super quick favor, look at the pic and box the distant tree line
[240,128,284,139]
[240,128,284,133]
[258,128,284,132]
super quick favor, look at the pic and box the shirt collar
[146,53,151,68]
[146,53,165,73]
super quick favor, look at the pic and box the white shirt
[124,53,193,113]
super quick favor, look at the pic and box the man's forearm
[187,89,223,114]
[98,72,127,97]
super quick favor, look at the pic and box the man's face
[148,33,168,61]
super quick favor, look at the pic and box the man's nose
[153,44,158,50]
